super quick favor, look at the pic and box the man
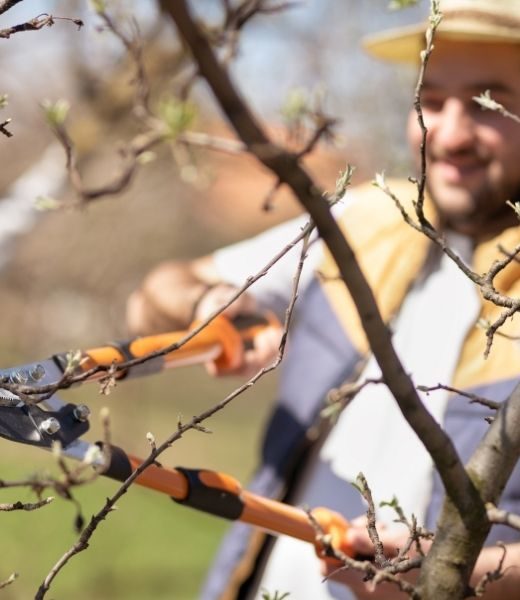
[127,1,520,598]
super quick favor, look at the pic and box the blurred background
[0,1,425,598]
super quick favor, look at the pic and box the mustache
[427,146,489,163]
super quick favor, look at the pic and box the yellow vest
[319,179,520,389]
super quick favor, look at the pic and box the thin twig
[36,212,313,599]
[486,503,520,532]
[0,572,18,590]
[376,0,520,358]
[473,90,520,125]
[0,497,53,511]
[376,173,520,358]
[417,383,500,411]
[164,0,485,532]
[0,14,83,39]
[355,473,390,567]
[411,0,441,224]
[472,541,507,596]
[0,0,23,16]
[0,118,12,137]
[3,217,317,409]
[322,377,384,421]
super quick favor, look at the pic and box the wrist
[190,283,218,323]
[192,283,258,322]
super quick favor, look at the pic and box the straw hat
[363,0,520,63]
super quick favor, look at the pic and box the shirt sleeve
[212,199,349,317]
[0,144,65,271]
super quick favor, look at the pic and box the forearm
[127,256,220,333]
[126,255,278,376]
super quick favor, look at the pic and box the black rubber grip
[99,444,133,482]
[173,467,244,520]
[232,314,270,330]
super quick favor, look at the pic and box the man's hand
[194,283,283,377]
[126,258,283,378]
[320,516,423,599]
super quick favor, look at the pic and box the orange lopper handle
[102,446,353,559]
[55,313,279,379]
[311,506,354,560]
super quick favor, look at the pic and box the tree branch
[486,504,520,532]
[36,212,313,599]
[163,0,484,530]
[0,14,83,39]
[0,0,23,16]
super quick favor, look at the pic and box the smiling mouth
[432,159,486,183]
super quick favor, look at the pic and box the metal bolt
[40,417,61,435]
[29,364,46,382]
[73,404,91,422]
[10,369,28,384]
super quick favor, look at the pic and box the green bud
[280,87,309,124]
[373,171,387,190]
[136,151,157,165]
[41,99,70,127]
[89,0,107,14]
[334,164,355,199]
[506,200,520,219]
[158,97,197,140]
[388,0,418,10]
[65,349,83,374]
[34,196,61,211]
[473,89,502,112]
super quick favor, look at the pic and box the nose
[429,98,476,154]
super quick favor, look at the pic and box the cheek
[480,127,520,175]
[406,113,423,157]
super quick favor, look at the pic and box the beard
[425,151,520,238]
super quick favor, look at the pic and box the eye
[420,93,444,112]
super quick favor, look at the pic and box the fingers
[128,281,281,377]
[242,324,283,374]
[194,284,257,321]
[196,284,283,377]
[126,289,175,335]
[346,516,383,557]
[319,517,421,599]
[205,321,283,378]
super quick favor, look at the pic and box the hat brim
[363,20,520,63]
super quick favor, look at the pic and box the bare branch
[309,503,422,599]
[355,473,390,567]
[0,572,18,590]
[411,0,442,224]
[486,503,520,532]
[376,173,520,358]
[163,0,484,532]
[0,0,24,16]
[322,376,384,421]
[472,542,507,597]
[473,90,520,125]
[36,208,313,599]
[0,497,53,511]
[0,118,12,137]
[417,383,500,411]
[0,14,83,39]
[380,496,434,559]
[93,8,150,115]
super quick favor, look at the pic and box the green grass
[0,459,227,599]
[0,365,278,599]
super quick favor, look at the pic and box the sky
[0,1,427,114]
[0,1,431,175]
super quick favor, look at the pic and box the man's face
[407,39,520,238]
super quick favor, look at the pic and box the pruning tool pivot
[0,314,354,559]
